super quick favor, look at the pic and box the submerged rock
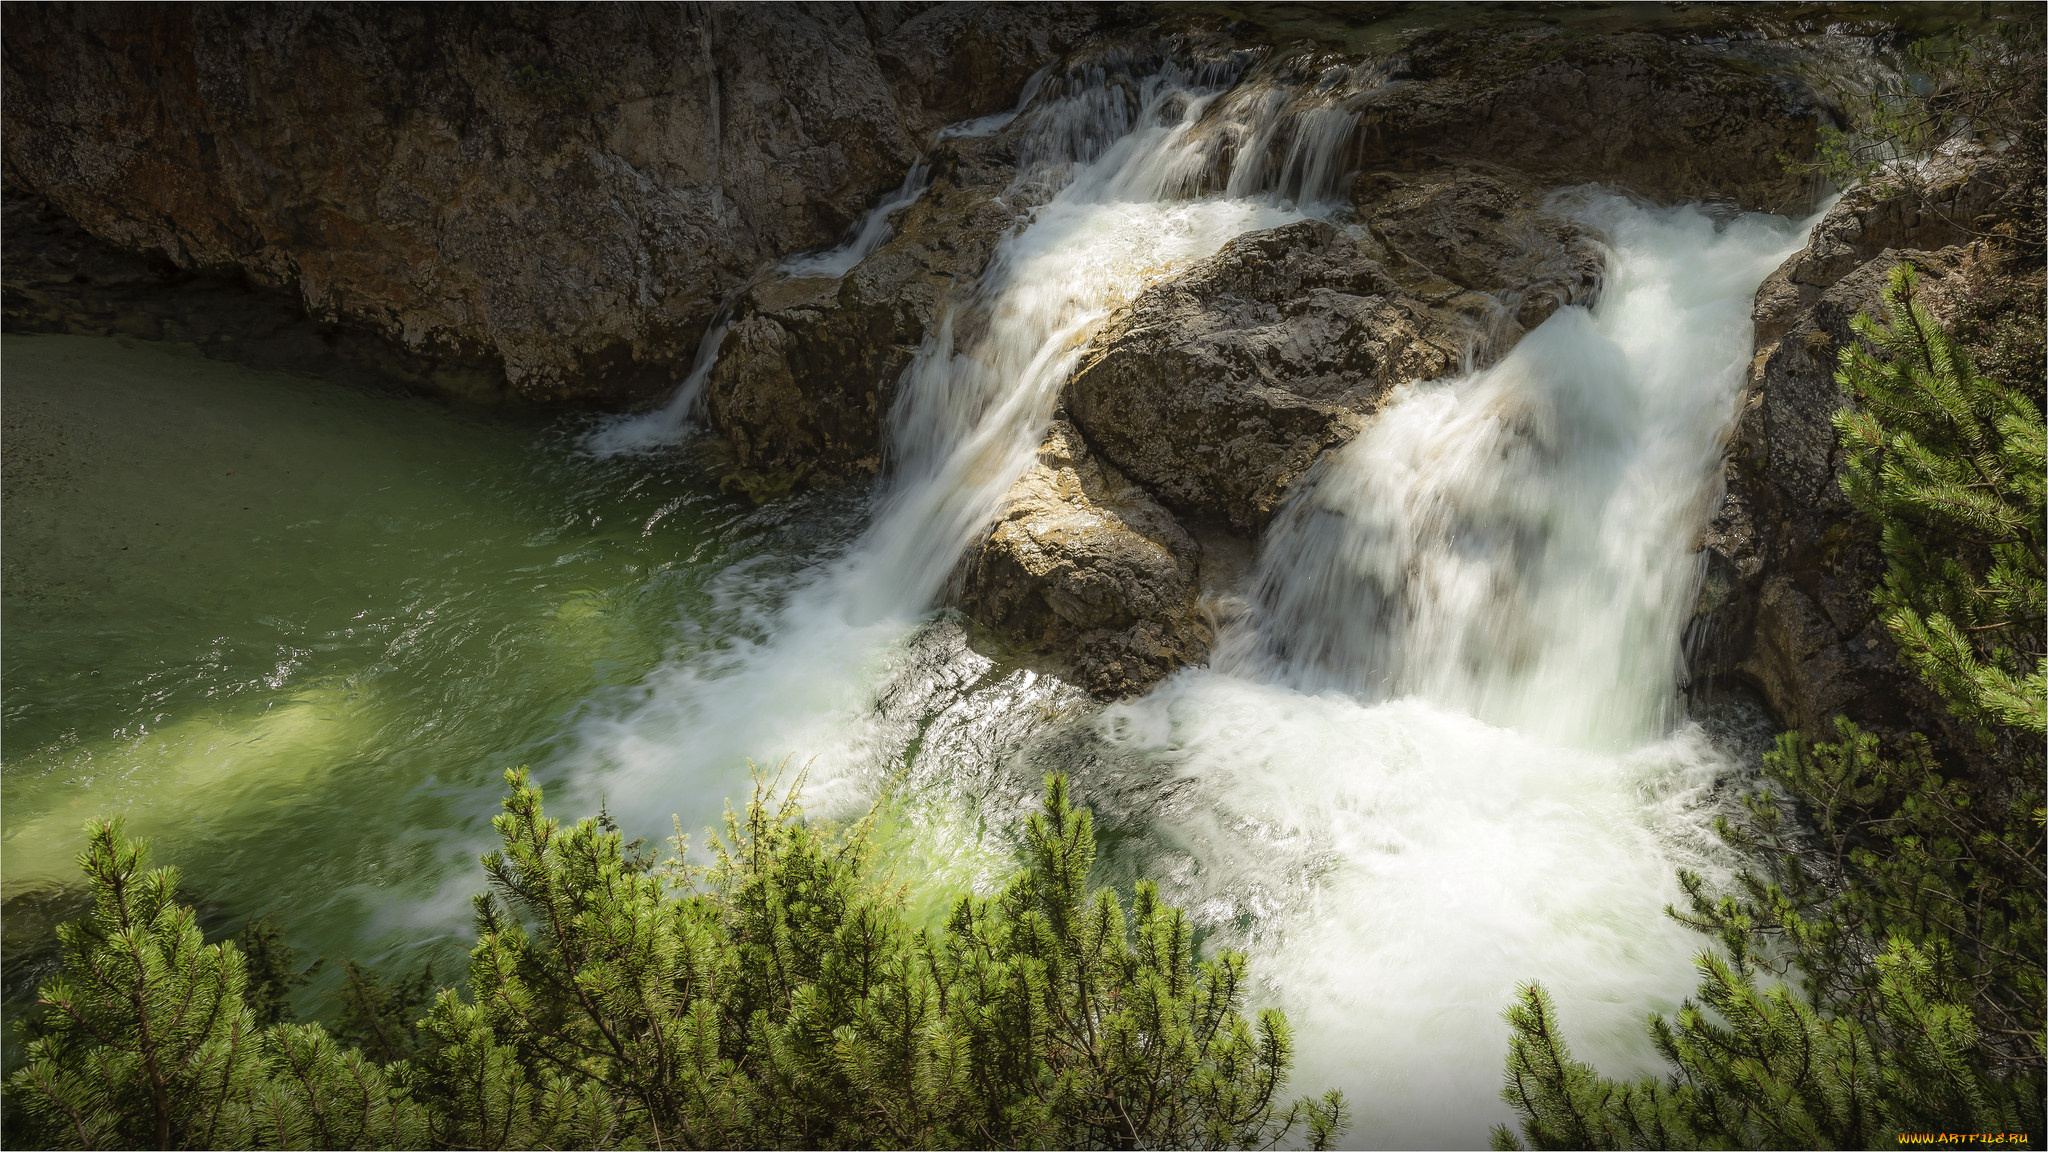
[959,419,1211,699]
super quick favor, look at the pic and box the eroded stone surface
[1685,156,2032,753]
[703,139,1034,476]
[1357,27,1825,213]
[959,419,1211,699]
[0,3,1107,401]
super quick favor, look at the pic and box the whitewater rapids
[568,52,1821,1148]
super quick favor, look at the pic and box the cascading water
[780,160,934,280]
[580,312,733,456]
[579,59,1065,459]
[571,51,1377,827]
[1090,196,1821,1147]
[570,45,1824,1149]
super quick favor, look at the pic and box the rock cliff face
[1353,28,1825,214]
[1687,157,2029,754]
[0,2,1110,400]
[6,5,1859,700]
[703,136,1036,476]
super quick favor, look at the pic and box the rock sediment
[958,419,1211,699]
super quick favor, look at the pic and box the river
[3,49,1816,1149]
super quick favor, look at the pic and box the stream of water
[3,47,1817,1148]
[554,58,1817,1145]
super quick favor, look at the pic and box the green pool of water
[1,333,857,1050]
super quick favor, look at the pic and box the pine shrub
[5,772,1346,1150]
[1494,251,2045,1151]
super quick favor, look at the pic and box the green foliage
[9,774,1344,1150]
[1720,723,2045,1072]
[329,960,435,1067]
[1494,229,2044,1152]
[1492,935,2029,1151]
[1792,16,2045,199]
[3,821,424,1150]
[1834,263,2047,740]
[1492,723,2045,1149]
[234,918,315,1030]
[418,766,1346,1149]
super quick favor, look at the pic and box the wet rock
[959,418,1211,698]
[1686,168,2002,750]
[703,140,1031,476]
[0,3,1108,401]
[1354,167,1605,333]
[1064,219,1473,532]
[1748,159,2015,347]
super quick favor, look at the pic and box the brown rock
[1686,167,1999,750]
[1357,27,1827,213]
[1355,167,1605,333]
[0,2,1110,401]
[703,138,1033,476]
[1065,218,1474,532]
[959,418,1211,698]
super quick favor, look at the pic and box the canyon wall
[1,2,1114,400]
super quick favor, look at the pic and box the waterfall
[572,45,1823,1148]
[570,47,1374,830]
[781,160,933,280]
[580,59,1066,457]
[1231,195,1810,746]
[579,313,732,456]
[1100,196,1821,1147]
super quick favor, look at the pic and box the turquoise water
[1,333,863,1042]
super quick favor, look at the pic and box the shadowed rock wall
[1,1,1112,400]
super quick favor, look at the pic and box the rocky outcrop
[703,137,1034,476]
[1687,158,2024,751]
[1356,27,1826,214]
[1066,193,1600,534]
[962,23,1816,691]
[0,2,1111,401]
[1064,220,1467,531]
[959,419,1211,699]
[1355,167,1605,333]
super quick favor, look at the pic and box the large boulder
[1354,167,1605,333]
[0,2,1110,401]
[1066,202,1598,533]
[959,419,1211,699]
